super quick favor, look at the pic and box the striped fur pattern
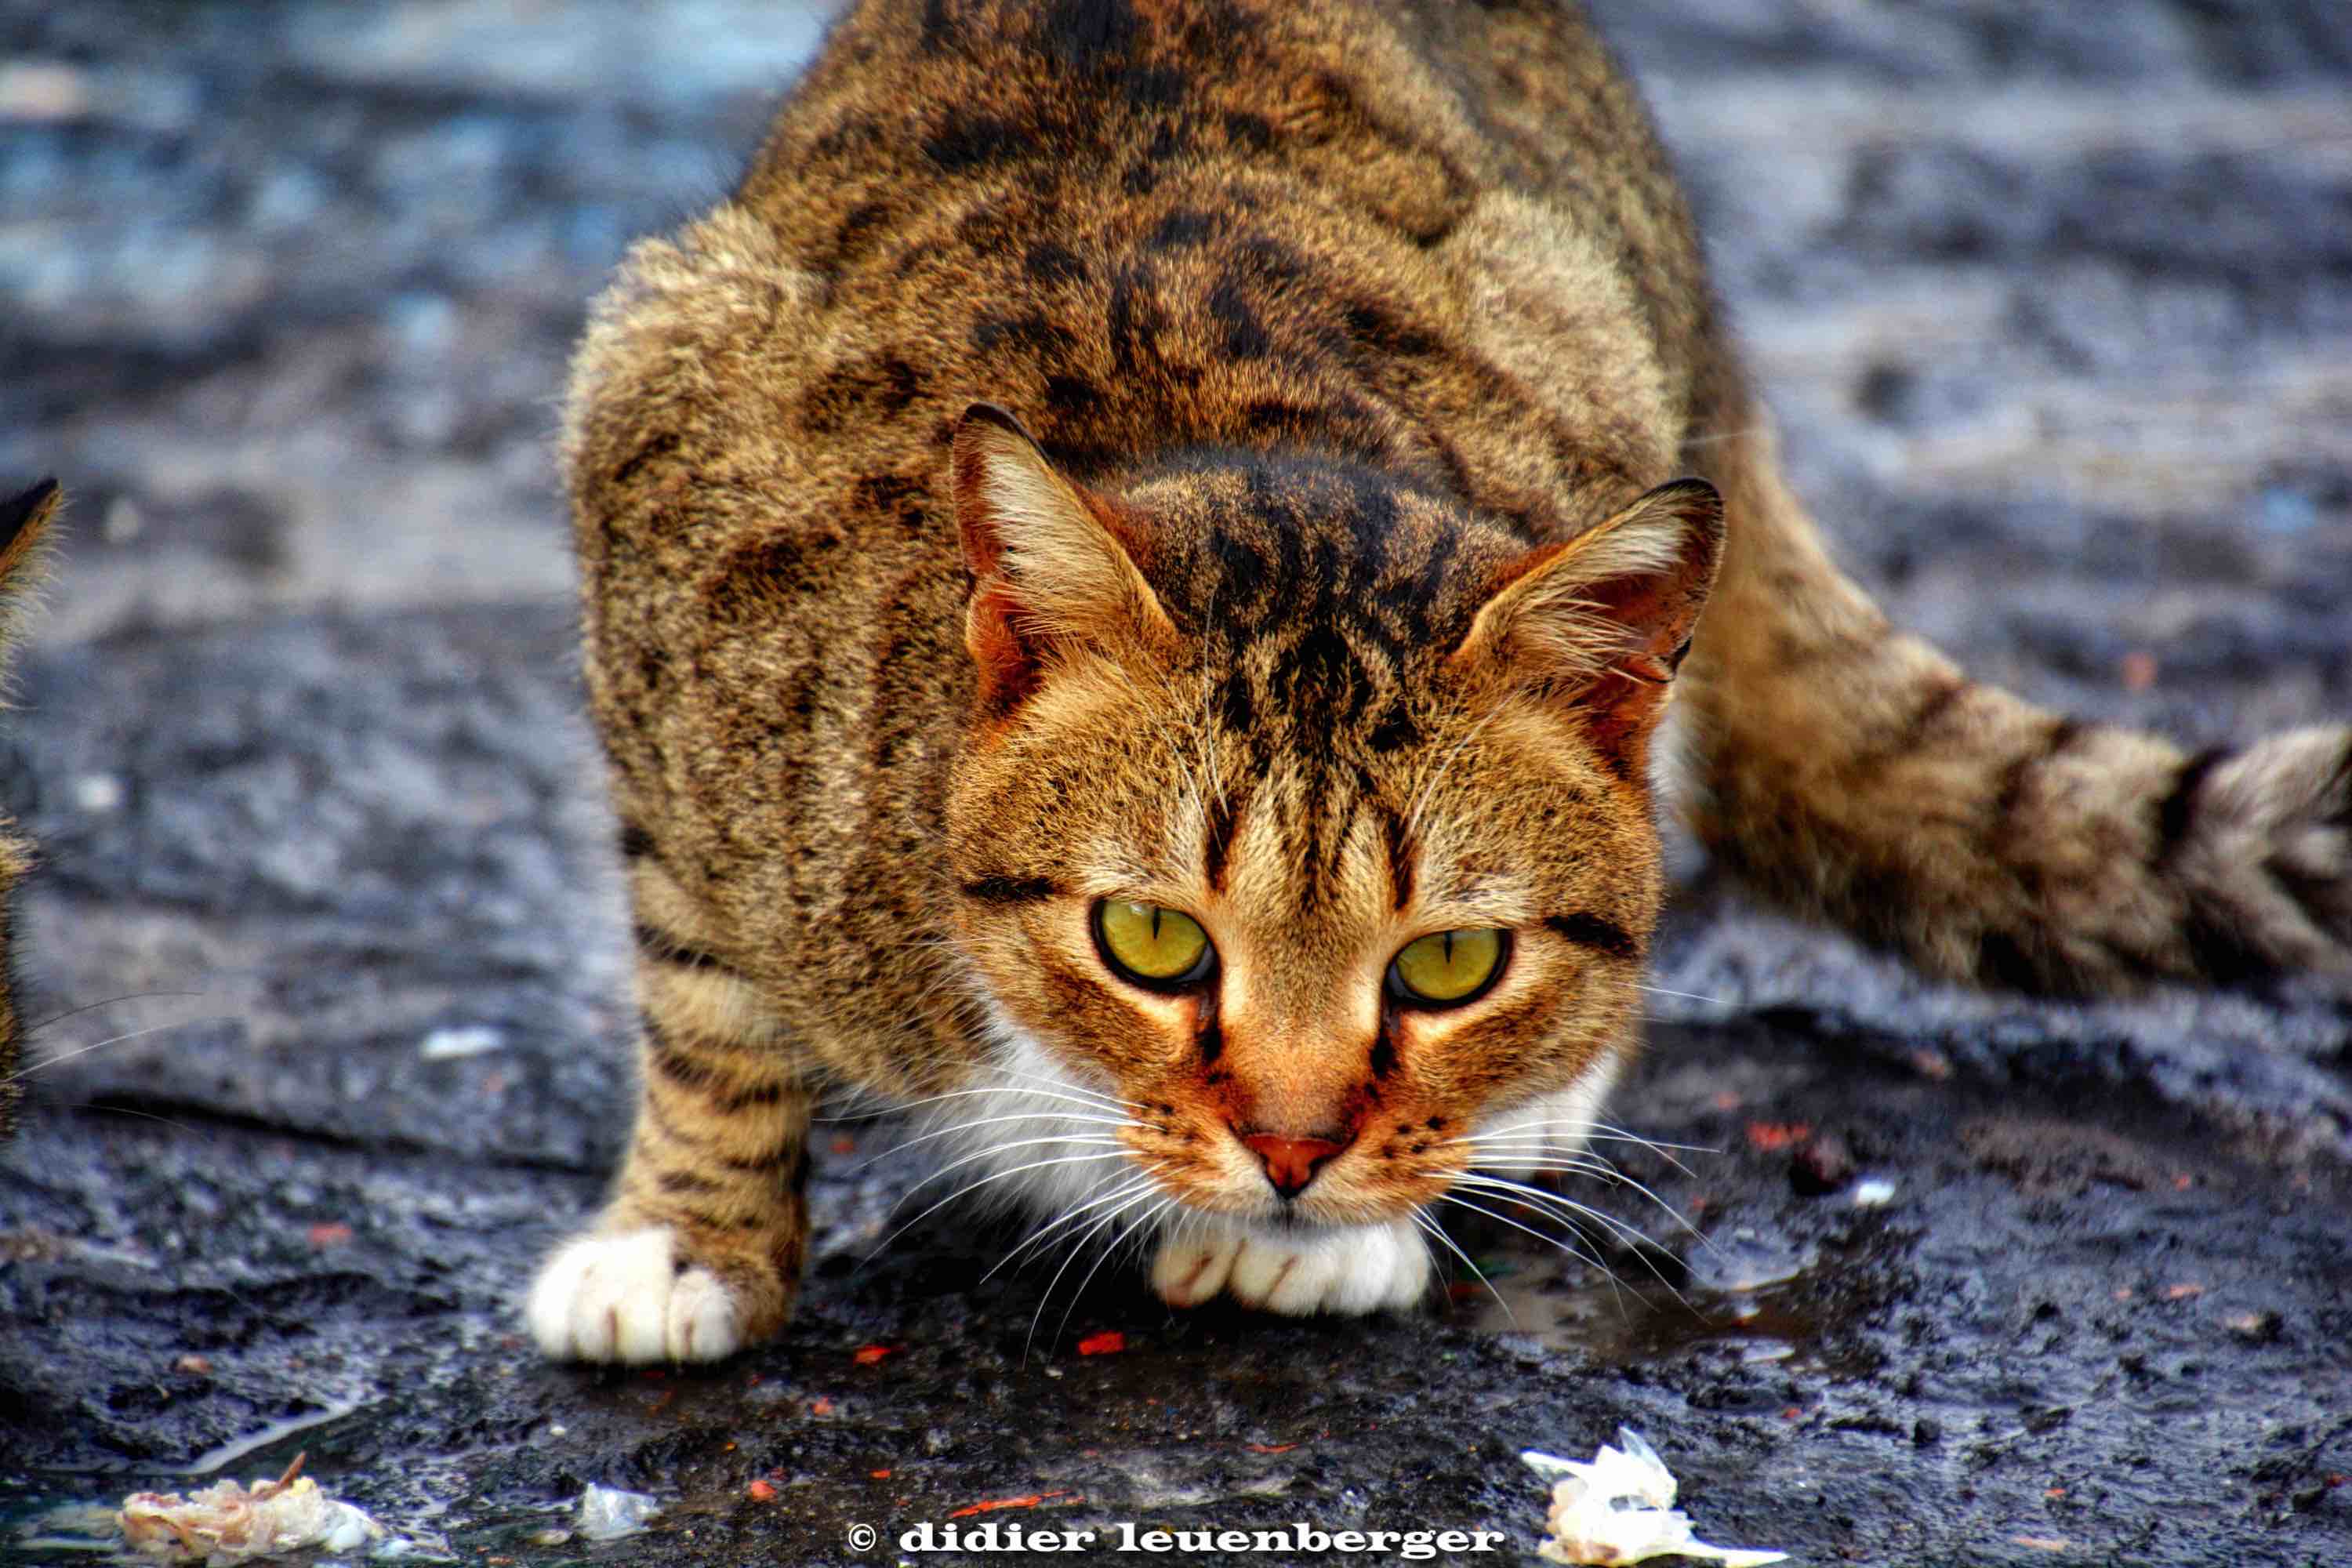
[0,479,60,1142]
[529,0,2351,1362]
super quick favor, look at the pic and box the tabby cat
[528,0,2350,1362]
[0,479,60,1141]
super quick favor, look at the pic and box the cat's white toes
[1325,1222,1430,1313]
[1152,1220,1428,1315]
[527,1225,743,1363]
[1150,1228,1242,1307]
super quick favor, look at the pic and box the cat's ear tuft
[0,478,62,588]
[951,403,1174,713]
[1451,477,1722,768]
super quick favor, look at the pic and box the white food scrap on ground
[1523,1428,1791,1566]
[1851,1178,1898,1208]
[118,1454,387,1565]
[573,1483,662,1541]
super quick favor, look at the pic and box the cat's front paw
[527,1226,743,1363]
[1151,1218,1430,1315]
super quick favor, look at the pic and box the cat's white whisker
[17,989,209,1037]
[897,1133,1129,1198]
[6,1018,210,1087]
[854,1110,1135,1173]
[971,1062,1146,1111]
[1584,1119,1715,1178]
[1432,1192,1620,1294]
[980,1172,1163,1287]
[865,1150,1136,1261]
[1459,1155,1712,1251]
[1635,982,1731,1007]
[1452,1174,1698,1304]
[1472,1154,1621,1188]
[818,1083,1134,1122]
[1451,1120,1715,1161]
[1455,1172,1658,1257]
[1027,1185,1164,1359]
[1051,1190,1173,1350]
[1410,1207,1514,1326]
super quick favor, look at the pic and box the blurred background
[1,1,2346,663]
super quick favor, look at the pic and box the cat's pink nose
[1242,1132,1350,1199]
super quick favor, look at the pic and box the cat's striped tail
[1673,428,2350,994]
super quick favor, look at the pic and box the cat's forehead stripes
[1131,454,1512,787]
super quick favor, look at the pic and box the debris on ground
[572,1483,662,1542]
[1524,1429,1790,1566]
[1788,1131,1854,1196]
[118,1454,387,1565]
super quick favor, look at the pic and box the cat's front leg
[1150,1214,1431,1316]
[528,894,812,1363]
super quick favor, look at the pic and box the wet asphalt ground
[2,2,2349,1564]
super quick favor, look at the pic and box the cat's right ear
[950,404,1175,714]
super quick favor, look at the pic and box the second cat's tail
[1671,426,2349,994]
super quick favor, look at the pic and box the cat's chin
[1149,1213,1431,1316]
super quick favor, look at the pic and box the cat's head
[940,406,1717,1234]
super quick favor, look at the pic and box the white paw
[526,1226,742,1363]
[1151,1218,1429,1315]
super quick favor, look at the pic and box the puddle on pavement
[1457,1217,1867,1373]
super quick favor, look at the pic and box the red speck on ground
[948,1492,1075,1519]
[830,1135,856,1156]
[1076,1330,1126,1356]
[810,1397,834,1416]
[1245,1443,1298,1454]
[1781,1406,1802,1420]
[870,1469,892,1479]
[2044,1487,2066,1500]
[1907,1047,1953,1081]
[1746,1122,1813,1152]
[1711,1091,1742,1112]
[2165,1283,2205,1301]
[746,1479,776,1501]
[305,1222,353,1247]
[2120,650,2158,691]
[854,1344,892,1365]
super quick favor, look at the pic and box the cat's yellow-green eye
[1388,927,1508,1007]
[1094,899,1215,989]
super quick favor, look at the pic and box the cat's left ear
[951,403,1177,713]
[1450,477,1722,769]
